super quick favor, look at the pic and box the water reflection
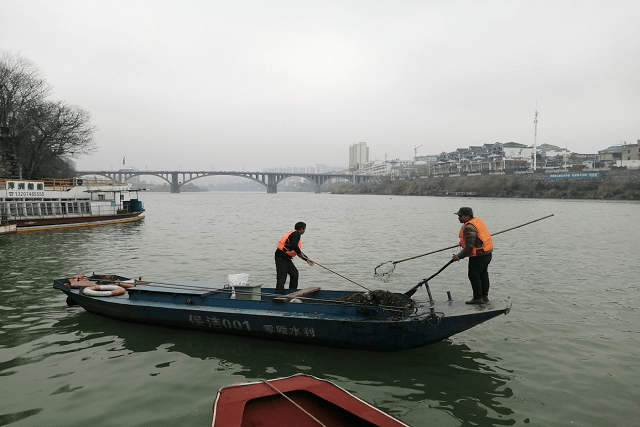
[53,309,516,426]
[10,194,637,426]
[0,408,44,426]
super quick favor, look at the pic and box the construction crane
[413,144,423,162]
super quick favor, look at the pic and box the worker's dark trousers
[275,255,299,294]
[468,253,492,300]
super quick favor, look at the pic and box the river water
[1,192,638,427]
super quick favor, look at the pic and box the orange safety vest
[459,217,493,257]
[277,230,301,257]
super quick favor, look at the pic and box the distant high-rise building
[349,142,369,170]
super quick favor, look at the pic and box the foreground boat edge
[211,373,413,427]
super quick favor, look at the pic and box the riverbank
[333,168,640,200]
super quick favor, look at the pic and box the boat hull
[211,373,412,426]
[53,275,511,352]
[0,223,18,236]
[14,211,144,232]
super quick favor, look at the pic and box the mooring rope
[260,380,327,427]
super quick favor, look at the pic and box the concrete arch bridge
[75,170,374,193]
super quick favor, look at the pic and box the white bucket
[228,273,250,287]
[228,273,257,300]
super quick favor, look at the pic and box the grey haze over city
[2,0,639,173]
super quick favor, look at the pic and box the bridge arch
[75,170,373,193]
[76,171,174,187]
[272,174,354,193]
[180,172,270,191]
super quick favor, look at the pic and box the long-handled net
[374,245,456,282]
[374,214,554,281]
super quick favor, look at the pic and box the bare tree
[0,51,51,128]
[1,51,96,179]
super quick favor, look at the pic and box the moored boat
[0,178,144,232]
[211,373,412,427]
[53,273,511,352]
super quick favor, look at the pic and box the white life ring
[83,285,126,297]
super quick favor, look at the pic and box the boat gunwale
[53,278,510,321]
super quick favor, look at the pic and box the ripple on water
[1,194,640,427]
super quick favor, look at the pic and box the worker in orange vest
[275,222,315,294]
[452,207,494,304]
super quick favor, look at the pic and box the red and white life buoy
[116,279,136,289]
[83,285,126,297]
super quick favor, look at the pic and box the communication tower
[533,104,538,171]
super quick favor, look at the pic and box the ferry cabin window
[67,203,77,214]
[98,194,105,201]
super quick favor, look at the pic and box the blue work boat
[52,274,511,352]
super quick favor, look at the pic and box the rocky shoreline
[332,168,640,200]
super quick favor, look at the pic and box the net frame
[373,261,396,282]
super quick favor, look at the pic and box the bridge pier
[312,175,324,193]
[171,172,180,193]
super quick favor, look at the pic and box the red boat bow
[211,373,412,427]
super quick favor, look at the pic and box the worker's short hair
[294,221,306,231]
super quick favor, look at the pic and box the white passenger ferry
[0,178,145,232]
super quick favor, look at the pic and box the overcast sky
[2,0,639,172]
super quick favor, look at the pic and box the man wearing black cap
[274,222,315,294]
[452,207,493,304]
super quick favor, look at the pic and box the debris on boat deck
[339,290,415,315]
